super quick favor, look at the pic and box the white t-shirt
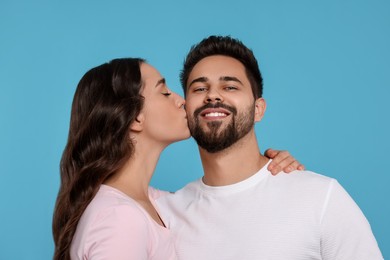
[70,185,176,260]
[157,161,383,260]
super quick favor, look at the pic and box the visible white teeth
[205,112,226,117]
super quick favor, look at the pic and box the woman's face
[139,63,190,145]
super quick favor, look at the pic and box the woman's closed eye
[161,85,172,96]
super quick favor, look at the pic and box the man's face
[185,55,264,153]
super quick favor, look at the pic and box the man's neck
[199,130,269,186]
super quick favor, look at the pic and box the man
[157,36,383,259]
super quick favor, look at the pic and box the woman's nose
[173,92,186,109]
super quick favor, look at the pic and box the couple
[53,36,383,259]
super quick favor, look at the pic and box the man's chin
[202,127,224,136]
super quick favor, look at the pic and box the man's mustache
[193,103,237,118]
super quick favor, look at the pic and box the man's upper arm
[320,180,383,260]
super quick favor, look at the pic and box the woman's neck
[103,141,167,227]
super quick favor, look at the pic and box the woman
[52,58,301,259]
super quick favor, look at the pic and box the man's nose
[205,88,223,103]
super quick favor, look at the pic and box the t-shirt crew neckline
[198,159,272,196]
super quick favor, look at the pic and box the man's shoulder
[172,178,203,197]
[292,170,333,181]
[271,170,337,194]
[156,178,202,207]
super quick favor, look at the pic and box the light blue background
[1,0,389,259]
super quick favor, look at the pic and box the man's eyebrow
[188,77,208,88]
[220,76,243,85]
[155,78,166,88]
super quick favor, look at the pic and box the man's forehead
[189,61,247,86]
[190,56,245,76]
[193,55,244,69]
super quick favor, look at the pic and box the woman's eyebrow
[155,78,166,88]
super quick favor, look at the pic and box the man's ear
[254,97,266,122]
[130,113,144,132]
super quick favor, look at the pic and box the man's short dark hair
[180,35,263,99]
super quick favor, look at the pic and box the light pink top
[70,185,176,260]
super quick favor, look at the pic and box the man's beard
[188,103,255,153]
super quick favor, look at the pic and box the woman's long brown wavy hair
[52,58,145,260]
